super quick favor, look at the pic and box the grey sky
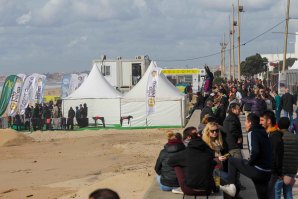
[0,0,297,75]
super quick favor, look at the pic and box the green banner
[0,75,18,116]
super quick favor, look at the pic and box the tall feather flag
[146,61,161,116]
[18,74,37,115]
[0,75,18,116]
[6,76,23,116]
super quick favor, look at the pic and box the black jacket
[281,93,295,112]
[200,106,214,122]
[168,138,216,191]
[268,130,284,176]
[215,104,226,126]
[247,125,272,170]
[281,130,298,175]
[155,141,185,187]
[222,113,243,150]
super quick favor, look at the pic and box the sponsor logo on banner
[19,75,37,115]
[7,77,23,116]
[146,61,161,116]
[76,73,88,89]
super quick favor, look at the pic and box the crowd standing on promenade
[155,76,298,199]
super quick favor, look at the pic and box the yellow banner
[161,69,201,75]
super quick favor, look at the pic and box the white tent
[289,60,298,70]
[121,62,187,127]
[62,63,123,125]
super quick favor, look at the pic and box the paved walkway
[143,112,298,199]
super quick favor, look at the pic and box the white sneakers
[172,187,183,194]
[220,184,236,197]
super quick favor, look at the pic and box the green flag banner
[0,75,18,116]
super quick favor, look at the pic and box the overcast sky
[0,0,298,75]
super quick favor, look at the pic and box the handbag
[283,175,296,186]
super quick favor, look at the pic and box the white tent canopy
[121,61,187,127]
[62,63,122,125]
[289,60,298,70]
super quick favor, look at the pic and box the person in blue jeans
[281,88,295,126]
[290,108,298,135]
[275,117,298,199]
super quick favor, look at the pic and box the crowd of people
[8,101,88,131]
[155,77,298,199]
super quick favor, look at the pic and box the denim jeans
[156,175,177,191]
[274,178,293,199]
[284,111,293,126]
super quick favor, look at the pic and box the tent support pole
[180,100,183,128]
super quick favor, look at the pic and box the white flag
[35,75,47,103]
[146,61,161,116]
[69,74,79,95]
[6,77,23,116]
[18,74,37,115]
[76,73,88,89]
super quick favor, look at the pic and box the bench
[120,115,133,126]
[92,116,105,128]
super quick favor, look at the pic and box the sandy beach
[0,128,181,199]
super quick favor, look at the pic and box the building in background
[93,55,151,92]
[261,32,298,62]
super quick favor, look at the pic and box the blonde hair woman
[202,122,228,161]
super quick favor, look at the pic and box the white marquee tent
[121,62,187,127]
[289,60,298,70]
[62,63,123,125]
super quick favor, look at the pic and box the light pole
[237,0,244,80]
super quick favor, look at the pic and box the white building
[261,32,298,62]
[92,55,151,92]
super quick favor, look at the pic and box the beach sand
[0,128,181,199]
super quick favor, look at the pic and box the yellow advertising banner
[161,69,201,75]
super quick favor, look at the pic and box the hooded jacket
[155,140,185,187]
[168,137,216,191]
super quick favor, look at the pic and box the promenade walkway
[143,111,298,199]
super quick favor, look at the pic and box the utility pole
[282,0,291,73]
[229,16,232,81]
[237,0,243,80]
[223,34,226,79]
[232,4,236,81]
[220,34,227,78]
